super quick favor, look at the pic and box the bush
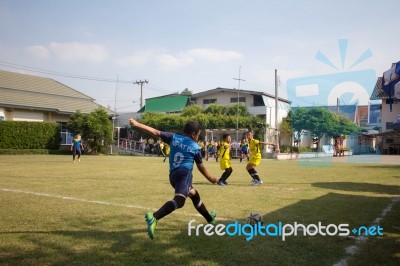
[0,121,61,149]
[0,149,70,155]
[299,147,313,153]
[280,145,300,153]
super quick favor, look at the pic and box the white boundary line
[333,197,400,266]
[0,188,231,221]
[0,188,154,211]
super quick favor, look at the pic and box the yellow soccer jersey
[164,143,170,155]
[219,141,231,160]
[249,139,261,157]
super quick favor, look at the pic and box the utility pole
[233,66,245,142]
[336,98,339,114]
[135,80,148,108]
[111,75,119,155]
[275,69,280,153]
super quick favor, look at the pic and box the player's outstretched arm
[129,118,161,137]
[196,163,218,184]
[259,141,276,146]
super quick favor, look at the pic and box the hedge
[0,149,70,155]
[0,121,61,149]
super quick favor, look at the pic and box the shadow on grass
[345,201,400,266]
[312,182,400,195]
[1,194,399,265]
[163,193,399,265]
[355,164,400,170]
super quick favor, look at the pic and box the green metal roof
[139,95,189,113]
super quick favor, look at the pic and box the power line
[145,82,175,94]
[0,60,134,83]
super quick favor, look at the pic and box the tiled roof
[0,70,112,114]
[370,77,389,100]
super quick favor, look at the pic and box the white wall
[195,91,252,107]
[0,107,4,120]
[12,111,44,122]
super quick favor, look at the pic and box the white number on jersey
[173,152,184,168]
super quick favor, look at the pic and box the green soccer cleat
[209,210,217,225]
[145,212,157,240]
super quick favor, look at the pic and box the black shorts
[73,147,81,156]
[169,168,193,196]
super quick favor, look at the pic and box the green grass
[0,155,399,265]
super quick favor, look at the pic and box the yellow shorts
[248,155,261,166]
[220,158,231,170]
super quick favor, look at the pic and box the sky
[0,0,399,112]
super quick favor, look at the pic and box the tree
[137,104,266,140]
[66,110,86,135]
[182,104,203,117]
[291,107,361,150]
[335,114,361,136]
[291,107,309,146]
[84,108,113,153]
[67,107,112,154]
[180,88,192,96]
[225,103,250,116]
[306,107,339,149]
[279,111,293,146]
[204,104,226,115]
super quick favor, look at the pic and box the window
[59,122,73,145]
[0,116,4,121]
[253,95,265,106]
[203,99,217,104]
[230,97,246,103]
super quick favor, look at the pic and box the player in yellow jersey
[163,142,170,162]
[246,131,275,186]
[217,134,233,186]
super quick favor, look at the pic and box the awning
[138,95,189,113]
[373,129,400,137]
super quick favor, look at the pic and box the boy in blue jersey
[70,134,83,163]
[129,118,218,240]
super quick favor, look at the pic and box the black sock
[190,190,213,222]
[153,201,175,220]
[247,168,260,181]
[154,196,186,220]
[221,167,233,181]
[220,169,228,181]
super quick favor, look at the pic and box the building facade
[370,76,400,154]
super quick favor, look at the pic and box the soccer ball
[247,212,263,225]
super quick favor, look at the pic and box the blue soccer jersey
[161,132,202,172]
[72,138,81,149]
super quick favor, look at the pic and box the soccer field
[0,155,399,265]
